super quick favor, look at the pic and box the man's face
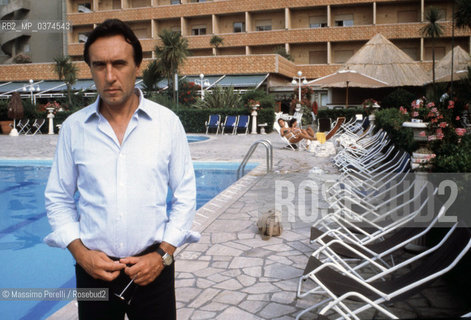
[88,35,139,109]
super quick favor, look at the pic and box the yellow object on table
[316,132,326,144]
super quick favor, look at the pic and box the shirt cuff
[163,225,201,248]
[43,222,80,249]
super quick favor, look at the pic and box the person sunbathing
[289,118,316,139]
[277,118,316,144]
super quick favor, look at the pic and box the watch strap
[156,247,167,257]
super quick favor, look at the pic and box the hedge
[174,107,275,134]
[317,107,366,121]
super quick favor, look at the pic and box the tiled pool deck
[0,133,468,319]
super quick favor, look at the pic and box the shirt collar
[84,88,152,123]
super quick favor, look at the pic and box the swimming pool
[187,135,209,143]
[0,160,255,320]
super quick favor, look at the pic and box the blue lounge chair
[235,115,250,135]
[221,115,238,135]
[205,114,221,135]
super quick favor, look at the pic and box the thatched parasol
[433,46,471,83]
[7,92,24,136]
[341,33,429,87]
[307,69,388,107]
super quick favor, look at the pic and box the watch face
[162,253,173,266]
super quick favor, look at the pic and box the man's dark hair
[83,19,143,67]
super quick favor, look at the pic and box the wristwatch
[156,247,174,267]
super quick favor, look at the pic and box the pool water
[0,160,255,320]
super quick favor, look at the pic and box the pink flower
[439,122,448,128]
[426,102,435,108]
[456,116,460,121]
[436,128,444,140]
[455,128,466,136]
[412,111,419,117]
[431,107,438,113]
[419,131,426,137]
[448,100,455,109]
[399,106,408,115]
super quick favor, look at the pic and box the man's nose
[105,64,116,82]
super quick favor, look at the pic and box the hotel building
[0,0,470,105]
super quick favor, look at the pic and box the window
[233,22,245,33]
[78,3,92,13]
[334,14,353,27]
[309,51,327,64]
[397,10,417,23]
[78,32,89,43]
[190,0,206,2]
[309,16,327,28]
[191,25,206,35]
[0,0,9,5]
[255,20,272,31]
[333,50,353,63]
[171,0,180,4]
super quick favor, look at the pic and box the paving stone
[239,300,268,314]
[244,247,274,258]
[213,278,243,290]
[237,274,257,287]
[267,255,294,265]
[229,257,264,269]
[238,233,256,240]
[241,282,280,294]
[190,310,217,319]
[193,267,225,278]
[175,260,210,273]
[216,306,261,320]
[175,278,195,288]
[194,278,214,289]
[213,290,246,305]
[281,230,310,241]
[206,219,253,233]
[186,243,211,252]
[178,251,202,260]
[210,256,233,263]
[225,241,252,251]
[242,266,262,277]
[199,302,230,312]
[206,243,244,256]
[274,279,303,292]
[177,272,194,279]
[207,273,231,283]
[271,291,297,304]
[263,243,298,252]
[259,302,297,318]
[189,288,220,308]
[246,293,271,301]
[176,307,194,320]
[264,263,302,280]
[176,287,202,303]
[211,232,238,243]
[211,261,229,268]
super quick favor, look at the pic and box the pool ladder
[237,139,273,179]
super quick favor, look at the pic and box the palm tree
[154,29,189,102]
[142,60,164,97]
[210,35,223,55]
[420,7,444,88]
[454,0,471,29]
[53,56,77,107]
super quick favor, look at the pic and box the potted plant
[0,95,19,134]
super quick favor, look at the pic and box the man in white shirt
[44,19,197,319]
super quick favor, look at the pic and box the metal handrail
[237,139,273,179]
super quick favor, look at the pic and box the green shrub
[174,107,274,133]
[193,86,241,109]
[241,89,275,110]
[381,88,416,109]
[432,134,471,172]
[317,108,365,121]
[374,108,416,153]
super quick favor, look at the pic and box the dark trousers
[75,261,176,320]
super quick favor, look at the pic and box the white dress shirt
[44,89,198,258]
